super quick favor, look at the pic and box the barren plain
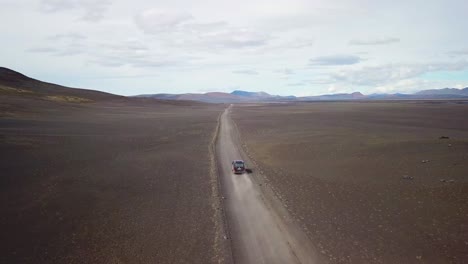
[231,102,468,263]
[1,93,226,263]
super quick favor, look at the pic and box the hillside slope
[0,67,122,102]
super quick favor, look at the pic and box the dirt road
[216,106,320,264]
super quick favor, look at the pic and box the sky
[1,0,468,96]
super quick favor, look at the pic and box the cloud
[88,55,182,68]
[100,40,149,53]
[86,40,197,69]
[288,39,315,49]
[303,78,335,85]
[26,32,193,68]
[371,79,468,94]
[257,9,346,32]
[88,40,183,68]
[275,68,294,75]
[349,37,400,45]
[27,46,84,56]
[309,54,362,66]
[199,28,268,49]
[39,0,111,22]
[40,0,76,12]
[27,31,88,56]
[48,33,87,41]
[448,49,468,56]
[56,46,84,56]
[374,79,426,94]
[134,9,193,33]
[287,82,305,86]
[331,60,468,86]
[327,84,342,93]
[134,8,270,50]
[233,69,259,75]
[79,0,110,21]
[27,47,60,53]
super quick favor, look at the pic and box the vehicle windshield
[234,162,244,167]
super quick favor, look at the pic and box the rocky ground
[1,95,227,264]
[231,101,468,263]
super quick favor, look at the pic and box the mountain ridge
[137,88,468,103]
[2,67,468,103]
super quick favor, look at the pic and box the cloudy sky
[1,0,468,96]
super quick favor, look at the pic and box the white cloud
[48,33,87,41]
[134,9,193,33]
[349,37,400,46]
[233,69,259,75]
[134,8,270,51]
[275,68,294,75]
[40,0,76,12]
[448,49,468,56]
[331,61,468,87]
[27,47,60,53]
[454,84,468,89]
[39,0,111,21]
[87,40,189,68]
[27,32,88,57]
[327,84,337,93]
[374,79,425,94]
[374,79,468,94]
[287,82,305,86]
[27,45,84,56]
[198,28,269,49]
[310,55,362,66]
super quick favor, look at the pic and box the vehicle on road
[232,160,246,174]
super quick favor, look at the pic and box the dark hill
[0,67,122,101]
[0,67,210,107]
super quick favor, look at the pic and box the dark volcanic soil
[0,95,226,263]
[231,102,468,263]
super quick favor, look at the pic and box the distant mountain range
[136,88,468,103]
[2,66,467,104]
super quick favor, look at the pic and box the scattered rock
[416,255,422,260]
[440,179,446,182]
[448,144,452,147]
[439,136,450,139]
[421,160,429,163]
[223,235,228,240]
[402,175,413,180]
[448,179,455,183]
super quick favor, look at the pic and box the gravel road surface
[217,106,320,264]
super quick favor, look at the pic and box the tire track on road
[216,105,322,264]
